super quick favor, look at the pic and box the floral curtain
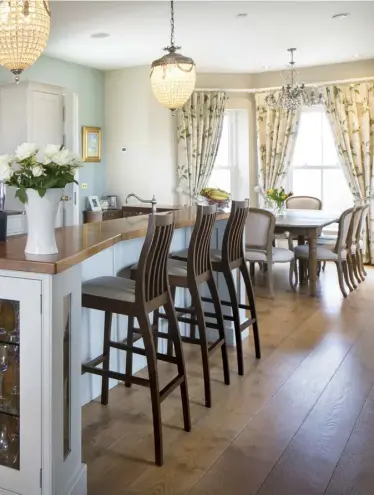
[177,91,228,202]
[255,92,301,195]
[323,83,374,263]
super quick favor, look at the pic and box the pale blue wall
[0,55,106,214]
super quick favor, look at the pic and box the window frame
[287,105,350,234]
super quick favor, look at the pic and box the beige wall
[105,66,177,206]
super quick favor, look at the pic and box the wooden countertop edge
[0,209,230,275]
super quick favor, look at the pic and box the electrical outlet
[81,183,88,190]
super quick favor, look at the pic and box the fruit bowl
[200,188,231,211]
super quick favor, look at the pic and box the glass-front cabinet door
[0,277,42,495]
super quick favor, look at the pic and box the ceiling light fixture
[332,13,350,20]
[91,33,110,39]
[0,0,51,83]
[236,13,248,18]
[265,48,324,111]
[150,0,196,112]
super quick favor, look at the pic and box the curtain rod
[196,75,374,94]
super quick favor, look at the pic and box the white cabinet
[0,277,42,495]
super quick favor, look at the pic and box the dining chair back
[246,208,275,252]
[286,196,322,210]
[334,207,355,257]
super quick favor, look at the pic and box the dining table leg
[308,229,318,296]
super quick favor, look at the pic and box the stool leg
[152,310,159,352]
[164,296,191,433]
[207,277,230,386]
[223,269,244,376]
[167,286,176,356]
[138,311,163,466]
[190,284,212,408]
[240,261,261,360]
[101,311,113,405]
[125,316,135,388]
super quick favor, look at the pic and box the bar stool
[161,205,230,408]
[81,213,191,466]
[173,200,260,376]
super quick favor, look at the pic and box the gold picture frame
[82,126,102,162]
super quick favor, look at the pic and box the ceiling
[46,1,374,73]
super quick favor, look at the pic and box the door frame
[27,82,80,226]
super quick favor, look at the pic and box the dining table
[274,209,340,296]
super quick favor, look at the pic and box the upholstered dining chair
[245,208,297,298]
[295,207,355,298]
[352,204,370,283]
[286,196,322,210]
[346,206,364,288]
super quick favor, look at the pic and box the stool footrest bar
[160,375,185,402]
[81,365,150,388]
[208,338,224,355]
[82,354,104,372]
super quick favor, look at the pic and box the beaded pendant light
[0,1,51,83]
[150,0,196,112]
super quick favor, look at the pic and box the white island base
[0,212,246,495]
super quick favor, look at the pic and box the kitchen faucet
[125,193,157,213]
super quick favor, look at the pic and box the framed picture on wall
[88,195,102,212]
[82,126,102,162]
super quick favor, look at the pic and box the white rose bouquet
[0,143,82,204]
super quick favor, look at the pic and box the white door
[29,90,67,228]
[0,277,42,495]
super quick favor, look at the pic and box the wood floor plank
[325,386,374,495]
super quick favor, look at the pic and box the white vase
[24,188,62,255]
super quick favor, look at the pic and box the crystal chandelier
[0,1,51,83]
[265,48,324,111]
[150,1,196,112]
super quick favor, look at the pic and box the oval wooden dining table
[274,209,341,296]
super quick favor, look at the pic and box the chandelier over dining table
[0,0,51,83]
[265,48,324,111]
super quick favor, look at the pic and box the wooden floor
[82,265,374,495]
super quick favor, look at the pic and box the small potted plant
[265,187,293,216]
[1,143,81,255]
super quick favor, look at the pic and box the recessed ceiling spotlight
[332,13,350,20]
[91,33,110,39]
[236,13,248,18]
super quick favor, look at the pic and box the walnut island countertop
[0,206,230,275]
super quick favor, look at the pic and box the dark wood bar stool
[173,200,260,376]
[161,205,230,408]
[81,213,191,466]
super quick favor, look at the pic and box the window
[209,113,230,191]
[208,110,249,199]
[289,106,352,214]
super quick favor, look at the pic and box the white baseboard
[65,464,87,495]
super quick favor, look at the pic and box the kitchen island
[0,206,245,495]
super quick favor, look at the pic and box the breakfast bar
[0,206,243,495]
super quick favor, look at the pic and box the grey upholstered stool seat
[82,276,136,302]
